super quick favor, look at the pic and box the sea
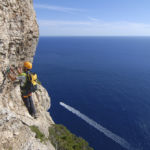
[33,37,150,150]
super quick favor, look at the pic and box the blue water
[33,37,150,150]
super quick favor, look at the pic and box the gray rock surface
[0,0,39,68]
[0,85,55,150]
[0,0,55,150]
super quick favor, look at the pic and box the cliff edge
[0,0,55,150]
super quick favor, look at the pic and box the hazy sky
[33,0,150,36]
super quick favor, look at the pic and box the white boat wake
[60,102,138,150]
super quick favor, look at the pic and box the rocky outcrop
[0,0,39,68]
[0,85,55,150]
[0,0,55,150]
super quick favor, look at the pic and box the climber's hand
[10,66,14,73]
[17,66,22,74]
[8,72,16,81]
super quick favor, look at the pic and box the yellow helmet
[24,61,32,69]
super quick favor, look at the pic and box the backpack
[25,71,38,93]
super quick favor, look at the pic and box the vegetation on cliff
[49,124,94,150]
[30,126,47,143]
[30,124,94,150]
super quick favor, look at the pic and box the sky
[33,0,150,36]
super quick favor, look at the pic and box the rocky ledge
[0,84,55,150]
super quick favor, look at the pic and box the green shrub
[49,124,94,150]
[30,125,46,142]
[8,147,12,150]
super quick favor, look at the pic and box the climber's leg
[22,95,32,114]
[28,96,36,117]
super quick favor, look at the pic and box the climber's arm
[8,66,23,81]
[8,73,16,81]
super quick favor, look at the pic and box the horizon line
[39,35,150,37]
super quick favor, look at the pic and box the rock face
[0,0,39,67]
[0,85,55,150]
[0,0,55,150]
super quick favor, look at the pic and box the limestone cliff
[0,0,55,150]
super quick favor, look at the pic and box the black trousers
[23,96,36,116]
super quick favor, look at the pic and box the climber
[8,61,38,119]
